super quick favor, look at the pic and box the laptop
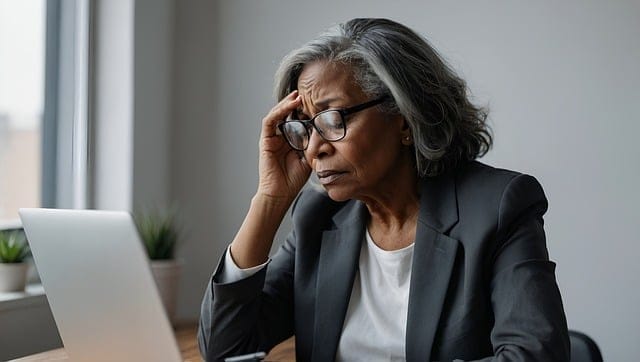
[19,208,182,362]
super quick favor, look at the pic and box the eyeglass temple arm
[340,96,388,116]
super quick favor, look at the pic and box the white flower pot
[150,259,182,325]
[0,262,29,292]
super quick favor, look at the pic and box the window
[0,1,46,225]
[0,0,90,228]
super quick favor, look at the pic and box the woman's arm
[198,91,310,361]
[230,90,310,269]
[486,174,570,361]
[198,223,298,361]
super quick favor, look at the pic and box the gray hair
[274,18,492,177]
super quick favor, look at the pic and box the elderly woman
[198,18,569,361]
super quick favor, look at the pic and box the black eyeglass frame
[277,96,388,151]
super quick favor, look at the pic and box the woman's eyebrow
[314,97,340,108]
[300,97,342,115]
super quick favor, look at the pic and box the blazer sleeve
[197,205,300,361]
[476,174,570,361]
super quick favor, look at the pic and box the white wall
[170,0,220,323]
[171,1,640,360]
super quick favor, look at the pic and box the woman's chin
[324,187,352,202]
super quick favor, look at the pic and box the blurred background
[1,0,638,360]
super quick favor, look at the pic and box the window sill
[0,218,21,230]
[0,284,46,312]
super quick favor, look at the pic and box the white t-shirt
[335,229,414,362]
[221,230,414,361]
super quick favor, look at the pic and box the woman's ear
[400,117,413,145]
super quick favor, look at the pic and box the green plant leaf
[134,209,179,260]
[0,231,30,263]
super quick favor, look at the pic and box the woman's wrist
[228,192,293,269]
[252,191,296,215]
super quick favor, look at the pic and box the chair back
[569,330,603,362]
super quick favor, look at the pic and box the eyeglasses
[278,97,387,151]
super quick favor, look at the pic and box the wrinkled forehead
[296,61,365,112]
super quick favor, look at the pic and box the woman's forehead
[297,61,364,108]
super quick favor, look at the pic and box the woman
[198,18,569,361]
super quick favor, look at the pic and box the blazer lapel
[406,173,460,361]
[311,200,366,362]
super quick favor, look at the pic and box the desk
[10,325,295,362]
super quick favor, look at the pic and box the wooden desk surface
[10,325,295,362]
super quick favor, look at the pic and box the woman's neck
[362,161,420,251]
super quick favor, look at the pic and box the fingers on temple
[261,91,301,137]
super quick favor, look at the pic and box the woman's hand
[257,90,311,204]
[228,91,310,269]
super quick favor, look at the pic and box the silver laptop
[19,208,182,362]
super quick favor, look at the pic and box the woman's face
[297,61,413,202]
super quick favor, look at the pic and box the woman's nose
[305,127,333,160]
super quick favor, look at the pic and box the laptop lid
[19,208,182,362]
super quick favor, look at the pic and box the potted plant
[0,230,30,292]
[135,210,182,325]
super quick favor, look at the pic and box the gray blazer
[198,161,570,361]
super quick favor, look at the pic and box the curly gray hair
[274,18,492,177]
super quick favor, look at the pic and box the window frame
[0,0,92,230]
[41,0,60,209]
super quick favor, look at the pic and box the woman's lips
[316,170,346,185]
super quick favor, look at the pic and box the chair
[569,330,603,362]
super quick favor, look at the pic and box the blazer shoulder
[448,162,549,266]
[456,161,545,198]
[454,161,548,228]
[457,161,522,187]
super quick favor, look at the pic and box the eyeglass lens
[282,110,345,150]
